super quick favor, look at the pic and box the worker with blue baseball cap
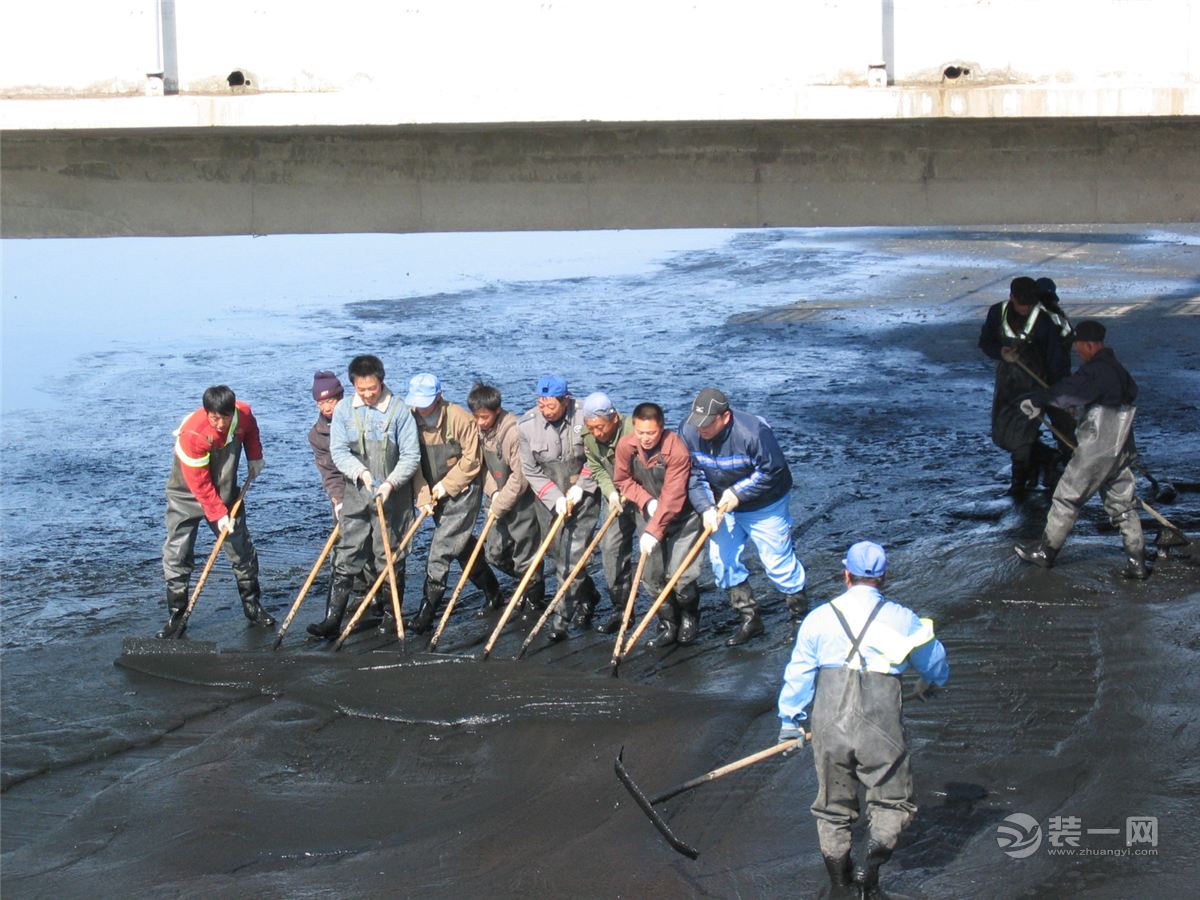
[777,540,949,898]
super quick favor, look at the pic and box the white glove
[702,508,724,532]
[646,499,658,518]
[374,481,394,503]
[358,470,374,491]
[1020,399,1042,420]
[420,503,436,517]
[566,484,584,506]
[216,515,233,534]
[334,501,343,522]
[431,482,448,502]
[719,488,740,511]
[554,496,569,516]
[608,491,621,507]
[639,532,659,555]
[247,457,264,481]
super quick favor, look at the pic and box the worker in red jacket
[160,385,274,637]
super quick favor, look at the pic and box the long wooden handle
[181,483,251,623]
[622,524,713,656]
[515,499,623,659]
[272,524,339,650]
[648,740,801,806]
[610,550,650,673]
[429,512,498,651]
[482,509,567,659]
[332,507,429,650]
[377,495,405,640]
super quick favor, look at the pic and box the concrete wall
[3,1,1196,105]
[4,118,1198,238]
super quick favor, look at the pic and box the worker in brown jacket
[468,383,545,619]
[614,402,704,646]
[406,373,502,634]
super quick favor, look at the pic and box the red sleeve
[176,411,226,521]
[614,435,653,512]
[646,432,691,541]
[235,401,263,460]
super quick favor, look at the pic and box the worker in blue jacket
[679,387,807,646]
[777,541,949,900]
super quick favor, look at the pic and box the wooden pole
[271,524,338,650]
[429,512,498,652]
[609,549,649,675]
[622,523,713,657]
[376,495,405,641]
[179,483,251,628]
[481,508,567,660]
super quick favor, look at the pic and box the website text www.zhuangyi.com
[1046,847,1160,857]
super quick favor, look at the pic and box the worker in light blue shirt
[777,541,948,900]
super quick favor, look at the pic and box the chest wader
[589,443,637,632]
[810,600,914,897]
[533,457,600,636]
[1042,404,1145,572]
[480,442,540,615]
[408,427,498,633]
[162,419,268,636]
[312,404,412,639]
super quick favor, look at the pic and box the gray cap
[580,391,617,420]
[687,387,729,428]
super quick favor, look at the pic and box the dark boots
[472,565,505,617]
[822,853,858,900]
[725,582,763,646]
[647,606,678,649]
[405,578,444,635]
[1118,556,1151,580]
[157,583,189,639]
[676,583,701,645]
[1015,540,1058,568]
[519,579,547,625]
[237,578,275,627]
[855,840,894,900]
[785,588,808,622]
[378,569,407,636]
[595,607,626,634]
[571,580,600,629]
[307,578,352,639]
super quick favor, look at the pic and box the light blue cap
[580,391,617,420]
[843,541,887,578]
[405,373,441,407]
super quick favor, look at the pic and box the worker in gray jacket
[517,374,601,641]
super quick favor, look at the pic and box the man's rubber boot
[785,589,808,623]
[1006,460,1032,497]
[518,579,547,625]
[677,583,701,645]
[405,579,444,635]
[238,579,276,628]
[854,840,894,900]
[1015,541,1057,568]
[1118,556,1151,580]
[822,853,858,900]
[647,608,678,649]
[595,608,625,634]
[157,583,189,639]
[571,595,596,630]
[378,569,407,636]
[725,582,762,646]
[472,565,505,618]
[307,579,352,639]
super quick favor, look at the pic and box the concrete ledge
[2,84,1199,131]
[3,117,1199,237]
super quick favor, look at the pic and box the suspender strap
[830,597,886,669]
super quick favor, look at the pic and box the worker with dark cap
[778,541,949,899]
[581,390,637,633]
[1015,320,1150,579]
[679,387,807,646]
[1034,276,1078,481]
[979,276,1073,495]
[517,374,601,641]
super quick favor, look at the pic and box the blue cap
[536,374,568,398]
[843,541,887,578]
[405,373,441,408]
[580,391,616,420]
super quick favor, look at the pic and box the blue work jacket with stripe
[679,408,793,514]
